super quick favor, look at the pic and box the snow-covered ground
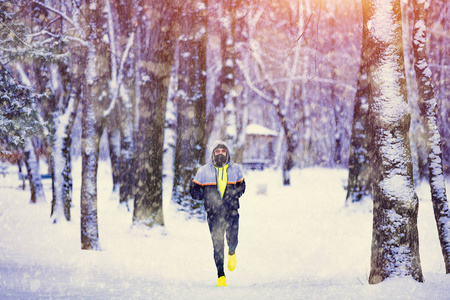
[1,160,450,299]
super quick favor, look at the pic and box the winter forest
[1,0,450,297]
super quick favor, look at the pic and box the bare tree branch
[103,32,135,118]
[32,1,77,29]
[236,59,275,103]
[26,30,88,47]
[0,20,31,49]
[270,76,357,92]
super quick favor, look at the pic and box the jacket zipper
[215,165,225,199]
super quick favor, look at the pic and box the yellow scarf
[215,164,229,198]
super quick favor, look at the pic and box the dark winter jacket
[190,141,245,213]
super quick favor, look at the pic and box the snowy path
[1,164,450,299]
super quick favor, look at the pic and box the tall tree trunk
[172,0,207,218]
[429,1,449,176]
[412,0,450,273]
[280,0,306,183]
[80,0,107,250]
[26,3,50,206]
[80,42,102,250]
[80,91,101,250]
[220,0,238,148]
[403,1,428,184]
[282,143,295,186]
[328,2,342,166]
[272,97,296,186]
[346,7,371,205]
[61,109,76,221]
[107,108,121,194]
[111,0,136,206]
[24,138,46,204]
[50,97,78,223]
[133,0,177,228]
[29,1,78,222]
[365,0,423,284]
[51,42,80,222]
[61,44,83,221]
[119,95,135,206]
[14,63,47,204]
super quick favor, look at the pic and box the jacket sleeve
[235,165,245,198]
[189,180,204,200]
[190,167,205,200]
[236,179,246,198]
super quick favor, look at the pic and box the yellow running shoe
[217,276,227,287]
[228,252,236,272]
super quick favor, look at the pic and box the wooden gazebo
[242,123,279,170]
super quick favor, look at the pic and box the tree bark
[172,0,207,218]
[328,3,342,167]
[24,138,46,204]
[80,90,101,250]
[274,100,296,186]
[107,108,121,194]
[133,0,177,228]
[110,0,136,206]
[80,0,107,250]
[51,41,81,223]
[119,99,135,206]
[412,0,450,273]
[219,0,239,149]
[80,40,102,250]
[50,96,78,223]
[365,0,423,284]
[62,42,84,221]
[346,8,371,205]
[27,1,79,222]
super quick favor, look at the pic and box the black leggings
[207,209,239,277]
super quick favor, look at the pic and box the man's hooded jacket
[190,141,245,213]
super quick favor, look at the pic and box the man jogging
[190,140,246,287]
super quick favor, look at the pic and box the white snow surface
[1,161,450,299]
[368,0,397,43]
[245,123,279,137]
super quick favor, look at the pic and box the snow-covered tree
[0,64,41,152]
[133,0,178,228]
[212,0,240,153]
[103,0,136,207]
[412,0,450,273]
[0,2,48,205]
[23,137,46,203]
[24,1,80,222]
[172,0,207,218]
[0,64,45,206]
[79,0,107,250]
[346,0,372,205]
[107,107,121,195]
[238,0,310,185]
[71,0,137,247]
[115,0,137,207]
[427,1,449,176]
[365,0,423,284]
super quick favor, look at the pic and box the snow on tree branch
[103,32,135,118]
[31,1,77,29]
[26,30,87,47]
[236,59,275,104]
[0,19,31,49]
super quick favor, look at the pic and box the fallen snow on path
[1,161,449,299]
